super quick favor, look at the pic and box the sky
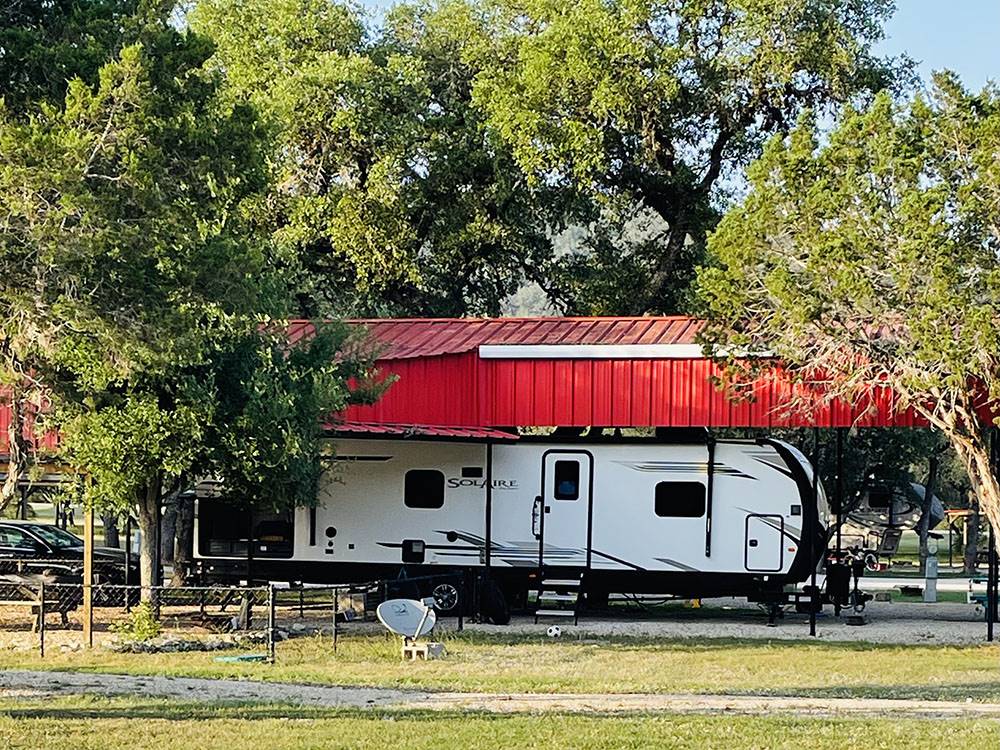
[877,0,999,90]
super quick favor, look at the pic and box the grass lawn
[2,695,1000,750]
[3,631,1000,701]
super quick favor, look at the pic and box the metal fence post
[267,584,276,664]
[38,582,45,658]
[332,587,339,654]
[124,517,133,614]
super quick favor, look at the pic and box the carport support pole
[986,427,998,642]
[481,440,494,623]
[834,428,844,616]
[810,428,820,637]
[988,526,996,643]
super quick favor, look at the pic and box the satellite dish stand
[376,597,447,661]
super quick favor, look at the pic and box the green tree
[191,0,550,317]
[0,0,157,113]
[0,25,380,595]
[0,0,168,513]
[467,0,909,314]
[698,76,1000,545]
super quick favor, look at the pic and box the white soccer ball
[546,625,562,638]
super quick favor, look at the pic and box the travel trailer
[194,431,831,618]
[838,481,944,565]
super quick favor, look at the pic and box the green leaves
[700,75,1000,404]
[0,16,381,522]
[463,0,908,313]
[191,0,552,317]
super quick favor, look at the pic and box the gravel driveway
[4,669,1000,719]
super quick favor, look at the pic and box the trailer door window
[405,469,445,509]
[553,460,580,500]
[655,482,706,518]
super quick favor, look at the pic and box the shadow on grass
[440,629,1000,653]
[0,703,577,723]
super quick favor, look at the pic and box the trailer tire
[480,579,510,625]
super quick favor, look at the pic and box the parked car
[0,521,138,585]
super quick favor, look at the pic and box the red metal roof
[288,317,705,360]
[0,317,936,447]
[328,421,519,441]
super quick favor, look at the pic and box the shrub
[110,603,162,642]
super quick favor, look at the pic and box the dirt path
[3,670,1000,719]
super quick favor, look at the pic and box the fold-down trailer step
[538,593,578,602]
[538,579,581,588]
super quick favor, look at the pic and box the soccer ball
[546,625,562,638]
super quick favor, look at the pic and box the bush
[110,603,162,642]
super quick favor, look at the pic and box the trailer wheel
[432,583,459,612]
[479,579,510,625]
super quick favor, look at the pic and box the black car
[0,521,137,584]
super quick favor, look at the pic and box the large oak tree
[466,0,910,313]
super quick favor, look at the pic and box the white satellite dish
[376,598,437,639]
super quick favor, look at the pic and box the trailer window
[196,499,294,558]
[405,470,445,509]
[553,460,580,500]
[654,482,706,518]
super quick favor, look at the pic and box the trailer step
[534,609,577,618]
[538,579,581,588]
[538,593,578,602]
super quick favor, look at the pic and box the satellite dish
[377,598,437,639]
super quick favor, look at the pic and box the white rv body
[195,435,829,601]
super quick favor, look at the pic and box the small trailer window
[654,482,706,518]
[405,469,445,509]
[553,460,580,500]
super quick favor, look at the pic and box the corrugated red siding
[0,318,932,453]
[342,354,928,429]
[0,390,60,453]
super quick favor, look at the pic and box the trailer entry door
[744,514,783,572]
[537,451,592,570]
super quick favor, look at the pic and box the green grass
[890,590,968,603]
[2,695,1000,750]
[4,631,1000,701]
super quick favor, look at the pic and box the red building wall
[343,353,925,429]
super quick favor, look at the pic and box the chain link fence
[0,567,467,659]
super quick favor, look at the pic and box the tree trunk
[965,490,981,575]
[917,455,940,575]
[102,514,120,548]
[943,422,1000,559]
[1,385,28,515]
[134,479,162,603]
[160,496,177,565]
[170,495,194,587]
